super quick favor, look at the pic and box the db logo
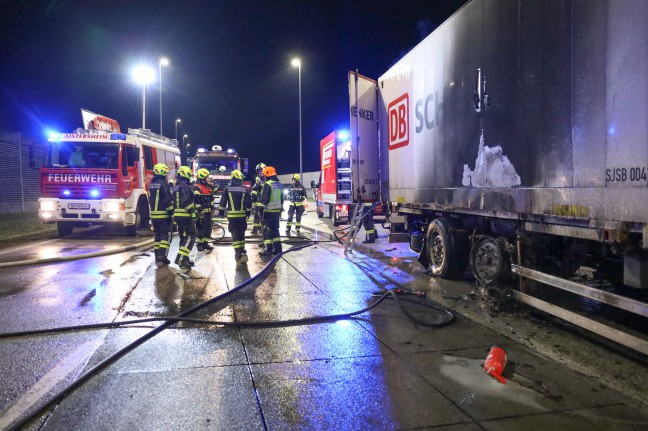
[388,93,409,150]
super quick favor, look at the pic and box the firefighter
[250,163,266,236]
[148,163,173,264]
[258,166,284,256]
[361,201,378,243]
[285,173,307,233]
[193,168,214,251]
[173,166,198,268]
[218,170,252,265]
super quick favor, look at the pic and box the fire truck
[37,117,180,237]
[191,145,249,199]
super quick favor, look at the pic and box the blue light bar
[63,190,71,196]
[227,149,235,153]
[48,131,61,141]
[337,130,350,140]
[90,189,99,198]
[110,133,127,140]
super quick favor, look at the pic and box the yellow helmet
[178,166,193,179]
[231,170,243,180]
[153,163,170,176]
[292,173,300,181]
[197,168,210,179]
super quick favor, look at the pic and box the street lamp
[132,65,155,129]
[182,134,188,166]
[159,57,169,136]
[291,58,303,181]
[175,118,181,142]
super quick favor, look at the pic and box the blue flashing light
[336,130,350,141]
[90,189,99,198]
[110,133,127,140]
[63,190,71,196]
[227,148,235,153]
[197,148,206,153]
[47,131,61,141]
[608,125,616,136]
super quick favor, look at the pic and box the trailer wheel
[470,235,506,285]
[426,217,466,279]
[57,222,74,238]
[332,208,340,227]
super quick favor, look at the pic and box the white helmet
[219,166,226,173]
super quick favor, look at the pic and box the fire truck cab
[191,145,249,200]
[38,128,180,237]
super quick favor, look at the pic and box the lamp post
[159,57,169,136]
[291,58,303,181]
[133,66,155,129]
[175,118,181,142]
[182,134,188,166]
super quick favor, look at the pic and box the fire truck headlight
[41,212,53,219]
[40,200,56,211]
[103,201,124,212]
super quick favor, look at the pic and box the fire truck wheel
[316,205,323,218]
[126,200,147,237]
[57,222,74,238]
[426,217,467,279]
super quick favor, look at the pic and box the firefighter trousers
[197,211,212,244]
[262,211,282,253]
[175,217,197,261]
[228,217,247,258]
[152,218,172,256]
[286,204,304,230]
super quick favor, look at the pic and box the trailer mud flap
[417,236,430,269]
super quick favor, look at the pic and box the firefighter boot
[362,234,376,244]
[196,242,205,252]
[174,254,182,266]
[259,245,274,256]
[202,241,214,251]
[156,249,170,265]
[179,257,193,269]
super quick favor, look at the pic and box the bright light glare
[337,130,350,140]
[291,58,301,68]
[132,66,155,85]
[104,201,122,212]
[90,189,99,197]
[160,57,170,66]
[47,131,61,141]
[40,200,56,210]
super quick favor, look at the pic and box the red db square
[388,93,409,150]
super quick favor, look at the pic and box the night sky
[0,0,466,175]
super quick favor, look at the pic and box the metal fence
[0,129,48,213]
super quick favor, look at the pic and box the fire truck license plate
[68,203,90,210]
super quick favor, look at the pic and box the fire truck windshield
[45,142,119,169]
[197,159,238,174]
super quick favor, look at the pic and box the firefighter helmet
[292,173,300,181]
[255,163,266,173]
[178,166,193,179]
[153,163,170,176]
[262,166,276,177]
[231,170,243,180]
[196,168,210,179]
[219,166,227,173]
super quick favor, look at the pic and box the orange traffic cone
[484,345,507,384]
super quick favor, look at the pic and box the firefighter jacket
[172,177,196,218]
[148,175,173,219]
[251,176,264,204]
[218,178,252,218]
[192,180,214,215]
[288,181,307,206]
[258,176,284,213]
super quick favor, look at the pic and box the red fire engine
[38,116,180,237]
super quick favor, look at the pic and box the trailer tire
[333,208,340,227]
[469,235,507,285]
[57,222,74,238]
[426,217,467,279]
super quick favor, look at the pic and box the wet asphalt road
[1,208,648,430]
